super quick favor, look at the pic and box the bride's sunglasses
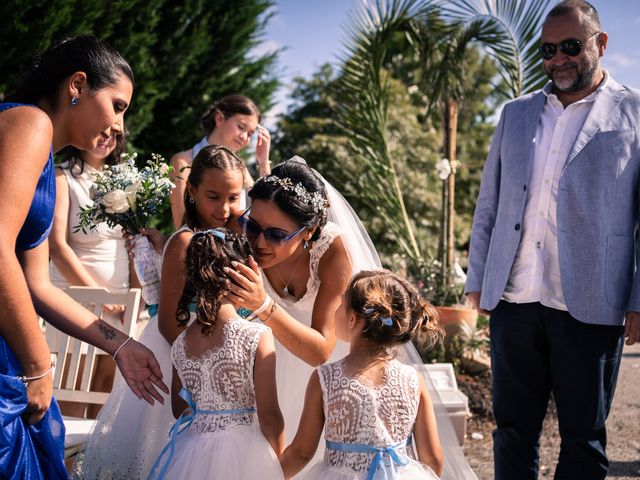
[539,31,600,60]
[238,209,305,247]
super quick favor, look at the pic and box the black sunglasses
[238,209,305,247]
[539,31,600,60]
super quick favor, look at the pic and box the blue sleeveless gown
[0,102,67,479]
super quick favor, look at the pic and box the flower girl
[149,228,284,479]
[280,270,444,479]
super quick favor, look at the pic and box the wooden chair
[46,286,141,458]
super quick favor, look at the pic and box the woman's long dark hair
[7,35,134,108]
[177,229,253,335]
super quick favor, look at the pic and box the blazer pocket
[605,234,634,310]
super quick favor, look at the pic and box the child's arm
[279,370,325,478]
[171,366,188,419]
[413,374,444,476]
[254,329,285,455]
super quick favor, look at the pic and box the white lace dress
[301,358,439,480]
[71,226,193,479]
[155,319,283,480]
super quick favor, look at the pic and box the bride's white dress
[150,319,283,480]
[302,358,439,480]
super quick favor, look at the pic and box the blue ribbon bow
[148,387,256,479]
[325,437,412,480]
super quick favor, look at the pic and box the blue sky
[259,0,640,124]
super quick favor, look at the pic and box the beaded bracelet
[112,336,133,360]
[19,362,56,387]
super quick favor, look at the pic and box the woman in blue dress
[0,35,168,479]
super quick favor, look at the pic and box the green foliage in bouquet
[75,153,173,235]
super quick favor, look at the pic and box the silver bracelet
[112,336,133,360]
[19,362,56,387]
[247,295,272,321]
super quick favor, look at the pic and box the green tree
[0,0,279,158]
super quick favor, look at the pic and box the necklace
[272,248,307,297]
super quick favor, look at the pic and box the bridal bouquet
[76,153,174,304]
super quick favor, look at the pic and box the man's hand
[466,291,491,316]
[624,311,640,345]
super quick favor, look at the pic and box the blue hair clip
[364,308,375,315]
[194,228,226,241]
[381,317,394,326]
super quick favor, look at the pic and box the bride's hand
[114,339,169,405]
[225,256,267,311]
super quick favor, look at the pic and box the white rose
[158,163,170,176]
[101,189,130,214]
[125,181,142,209]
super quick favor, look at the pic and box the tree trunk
[444,98,458,284]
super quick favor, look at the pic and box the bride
[227,157,477,479]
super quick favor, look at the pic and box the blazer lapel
[564,78,626,168]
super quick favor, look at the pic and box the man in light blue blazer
[465,1,640,478]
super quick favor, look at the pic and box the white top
[171,319,269,433]
[318,358,420,474]
[49,161,129,292]
[503,73,610,309]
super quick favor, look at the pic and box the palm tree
[336,0,550,286]
[429,0,550,285]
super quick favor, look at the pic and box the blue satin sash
[325,437,412,480]
[147,387,256,480]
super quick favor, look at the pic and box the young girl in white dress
[280,270,443,480]
[73,145,247,479]
[148,228,284,480]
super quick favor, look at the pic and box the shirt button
[515,224,521,231]
[524,184,527,191]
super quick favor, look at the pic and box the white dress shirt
[503,73,611,310]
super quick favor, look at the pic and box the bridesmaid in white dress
[48,130,135,417]
[72,145,247,479]
[148,229,284,480]
[280,270,443,479]
[169,94,272,228]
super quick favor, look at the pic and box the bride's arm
[228,237,352,366]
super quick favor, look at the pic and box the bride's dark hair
[248,158,329,242]
[177,228,253,335]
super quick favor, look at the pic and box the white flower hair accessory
[258,175,328,214]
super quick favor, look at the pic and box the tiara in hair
[258,175,328,214]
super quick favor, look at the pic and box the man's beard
[545,59,597,93]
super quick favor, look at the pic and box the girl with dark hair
[74,144,248,479]
[280,270,443,479]
[148,229,284,479]
[0,35,166,478]
[48,129,136,418]
[169,94,272,228]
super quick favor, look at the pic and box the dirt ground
[460,343,640,479]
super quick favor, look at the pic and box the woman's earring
[303,240,309,250]
[71,96,79,106]
[189,197,195,204]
